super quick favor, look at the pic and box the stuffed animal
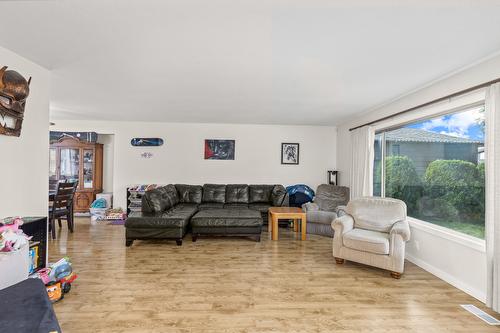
[0,229,30,252]
[0,216,23,233]
[0,217,30,252]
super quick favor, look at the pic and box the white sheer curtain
[486,83,500,312]
[350,126,375,199]
[60,148,79,180]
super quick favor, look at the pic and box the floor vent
[461,304,500,325]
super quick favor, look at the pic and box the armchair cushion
[314,185,350,211]
[390,220,411,242]
[302,202,319,212]
[343,229,390,255]
[306,210,337,225]
[348,197,406,233]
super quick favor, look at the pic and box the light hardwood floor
[49,218,499,333]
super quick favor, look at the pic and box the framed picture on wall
[281,143,299,165]
[204,139,235,160]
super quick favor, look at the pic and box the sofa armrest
[335,205,348,217]
[390,220,411,242]
[302,202,319,212]
[271,185,289,206]
[280,193,290,207]
[331,214,354,235]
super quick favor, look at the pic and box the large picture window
[373,105,485,239]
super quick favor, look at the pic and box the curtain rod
[349,77,500,132]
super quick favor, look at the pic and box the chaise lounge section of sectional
[125,184,288,246]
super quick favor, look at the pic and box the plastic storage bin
[96,193,113,208]
[0,243,29,290]
[89,207,107,225]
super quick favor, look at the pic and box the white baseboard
[406,254,486,303]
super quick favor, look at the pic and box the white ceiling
[1,0,500,125]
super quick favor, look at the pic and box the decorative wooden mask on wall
[0,66,31,137]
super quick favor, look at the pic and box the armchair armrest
[335,205,348,217]
[390,220,411,242]
[331,214,354,235]
[302,202,319,212]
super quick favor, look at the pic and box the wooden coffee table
[268,207,307,241]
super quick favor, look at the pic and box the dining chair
[48,181,78,240]
[48,179,59,192]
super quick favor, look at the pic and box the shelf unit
[18,217,47,273]
[126,184,162,215]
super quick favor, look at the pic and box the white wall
[51,121,337,209]
[336,52,500,302]
[405,221,486,301]
[0,46,50,217]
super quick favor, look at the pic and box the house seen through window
[373,105,485,239]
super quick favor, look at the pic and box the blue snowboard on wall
[130,138,164,147]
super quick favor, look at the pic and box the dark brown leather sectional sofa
[125,184,289,246]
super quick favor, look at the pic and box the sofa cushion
[175,203,199,209]
[163,184,180,206]
[249,185,273,203]
[175,184,203,204]
[225,184,249,203]
[125,206,197,229]
[343,228,390,255]
[166,205,199,220]
[141,186,178,213]
[224,203,249,209]
[348,197,406,233]
[306,210,337,225]
[198,203,224,210]
[271,185,288,206]
[248,203,271,214]
[191,209,262,227]
[202,184,226,203]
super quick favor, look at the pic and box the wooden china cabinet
[49,137,103,213]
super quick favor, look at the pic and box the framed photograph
[204,139,235,160]
[281,143,299,165]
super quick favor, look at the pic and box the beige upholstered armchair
[331,197,411,278]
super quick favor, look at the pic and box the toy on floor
[33,257,78,302]
[105,207,125,220]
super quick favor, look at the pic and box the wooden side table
[268,207,307,241]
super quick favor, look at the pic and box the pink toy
[34,268,52,284]
[0,216,23,233]
[0,217,30,252]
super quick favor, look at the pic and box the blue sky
[406,106,485,141]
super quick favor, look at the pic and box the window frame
[372,90,486,248]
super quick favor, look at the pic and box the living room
[1,1,500,332]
